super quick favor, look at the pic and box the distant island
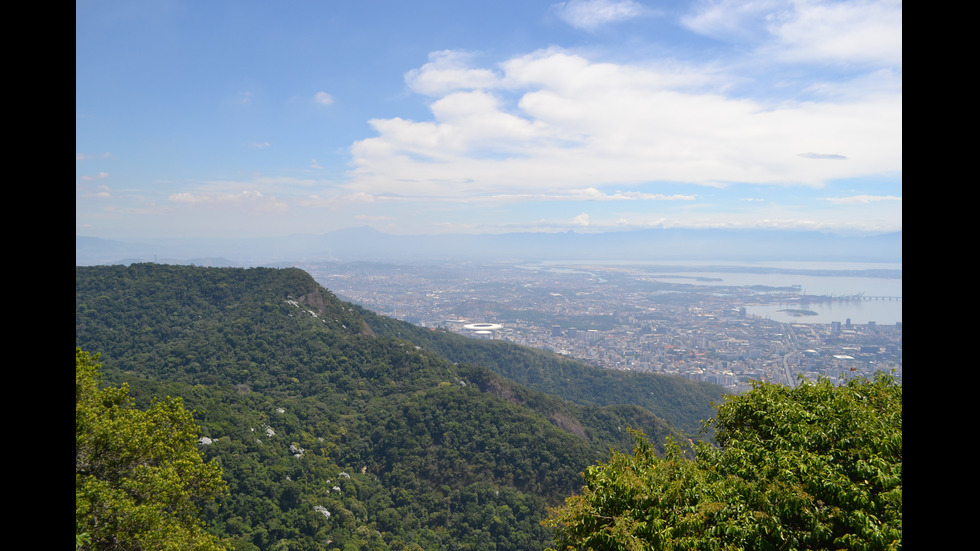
[778,308,819,317]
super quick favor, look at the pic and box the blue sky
[76,0,902,240]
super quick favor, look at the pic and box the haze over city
[76,0,901,244]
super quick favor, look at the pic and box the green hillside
[355,310,724,438]
[76,263,725,550]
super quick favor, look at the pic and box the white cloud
[683,0,902,67]
[438,188,695,203]
[552,0,650,31]
[168,190,288,211]
[77,152,112,161]
[405,50,503,96]
[554,188,696,201]
[682,0,782,42]
[80,171,110,181]
[314,91,334,105]
[766,0,902,66]
[798,152,847,160]
[348,48,901,199]
[76,183,113,199]
[827,194,901,205]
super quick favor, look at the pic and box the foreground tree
[76,348,228,550]
[545,373,902,550]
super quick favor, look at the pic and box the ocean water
[654,263,900,325]
[526,260,902,325]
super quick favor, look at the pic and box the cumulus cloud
[80,171,110,181]
[552,0,650,31]
[328,3,901,234]
[347,48,901,200]
[405,50,503,96]
[314,91,334,105]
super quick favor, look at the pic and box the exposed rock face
[482,378,521,406]
[298,291,328,315]
[297,290,376,336]
[550,412,589,442]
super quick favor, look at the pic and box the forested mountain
[76,263,725,550]
[354,312,722,438]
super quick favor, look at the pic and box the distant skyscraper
[832,321,841,334]
[551,325,562,337]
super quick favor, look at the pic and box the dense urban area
[302,261,902,393]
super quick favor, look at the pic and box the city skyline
[77,0,902,241]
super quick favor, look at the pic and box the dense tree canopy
[76,348,228,550]
[75,263,724,549]
[545,373,902,550]
[354,304,724,438]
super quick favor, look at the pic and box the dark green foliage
[77,263,716,549]
[353,307,724,437]
[546,373,902,550]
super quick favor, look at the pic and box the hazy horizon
[75,226,902,268]
[77,1,901,243]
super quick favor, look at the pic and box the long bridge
[794,293,902,303]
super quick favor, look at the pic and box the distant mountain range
[77,227,902,266]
